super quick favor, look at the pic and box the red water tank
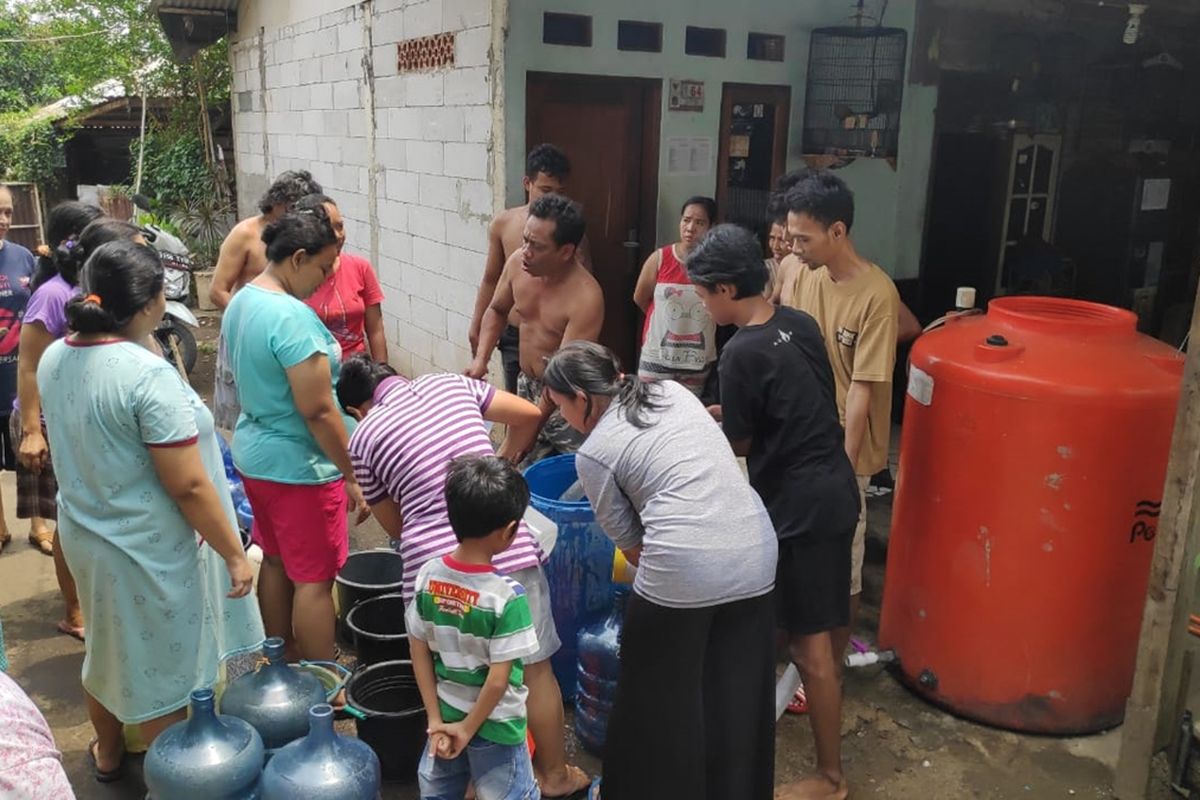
[878,297,1184,734]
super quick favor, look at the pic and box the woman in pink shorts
[222,206,369,664]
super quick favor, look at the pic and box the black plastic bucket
[335,550,404,647]
[346,660,426,782]
[345,593,410,666]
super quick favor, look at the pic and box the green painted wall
[503,0,935,280]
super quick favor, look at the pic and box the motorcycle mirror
[132,194,153,211]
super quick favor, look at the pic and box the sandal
[56,620,85,642]
[28,532,53,556]
[87,737,124,783]
[786,685,808,715]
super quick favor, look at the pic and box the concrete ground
[0,319,1180,798]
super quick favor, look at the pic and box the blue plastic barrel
[524,455,615,700]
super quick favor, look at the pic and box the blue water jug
[574,589,626,754]
[144,688,264,799]
[524,454,615,700]
[219,637,327,753]
[260,704,381,799]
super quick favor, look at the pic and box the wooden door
[526,73,662,372]
[2,183,44,251]
[715,84,790,242]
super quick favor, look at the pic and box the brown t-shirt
[786,262,899,475]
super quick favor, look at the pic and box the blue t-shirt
[222,284,345,485]
[0,242,36,410]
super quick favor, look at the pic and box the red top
[304,252,385,360]
[641,245,689,345]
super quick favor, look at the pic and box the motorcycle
[131,195,200,376]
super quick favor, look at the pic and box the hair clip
[84,294,102,306]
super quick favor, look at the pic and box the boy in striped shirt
[408,455,542,800]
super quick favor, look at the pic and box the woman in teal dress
[38,240,263,782]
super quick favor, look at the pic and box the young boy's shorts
[507,565,561,665]
[774,530,853,636]
[419,736,539,800]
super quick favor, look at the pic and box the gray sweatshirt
[575,380,778,609]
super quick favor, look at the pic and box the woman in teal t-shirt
[222,207,369,666]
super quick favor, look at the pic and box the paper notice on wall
[666,137,714,176]
[1141,178,1170,211]
[907,365,934,407]
[730,135,751,158]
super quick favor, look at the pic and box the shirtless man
[208,170,323,428]
[468,144,591,393]
[466,194,603,464]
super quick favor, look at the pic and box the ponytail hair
[336,352,398,412]
[542,341,661,428]
[45,219,144,292]
[32,201,105,290]
[65,240,164,335]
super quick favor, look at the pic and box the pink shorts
[242,476,349,583]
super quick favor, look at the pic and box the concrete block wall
[230,0,500,377]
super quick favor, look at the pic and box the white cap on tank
[956,287,977,310]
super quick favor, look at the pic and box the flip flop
[28,533,53,556]
[87,737,124,783]
[56,621,85,642]
[786,685,808,715]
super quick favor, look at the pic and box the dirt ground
[0,320,1181,799]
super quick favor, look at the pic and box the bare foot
[539,764,591,797]
[775,773,849,800]
[0,530,11,554]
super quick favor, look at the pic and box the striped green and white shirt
[405,554,540,745]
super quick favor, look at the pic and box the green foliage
[0,0,233,210]
[0,117,68,185]
[138,131,211,207]
[171,193,235,270]
[0,5,66,113]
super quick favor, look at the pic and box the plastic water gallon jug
[260,704,381,799]
[574,589,626,754]
[220,637,327,753]
[144,688,264,799]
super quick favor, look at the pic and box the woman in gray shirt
[543,341,777,800]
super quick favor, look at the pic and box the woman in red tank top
[632,197,717,395]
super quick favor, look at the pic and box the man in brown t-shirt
[783,171,900,663]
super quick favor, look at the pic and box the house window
[543,12,592,47]
[618,20,663,53]
[748,32,785,62]
[685,26,726,58]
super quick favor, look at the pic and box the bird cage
[802,25,907,157]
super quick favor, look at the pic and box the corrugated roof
[148,0,238,12]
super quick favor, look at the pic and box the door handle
[622,241,640,249]
[623,228,640,249]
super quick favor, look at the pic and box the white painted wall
[230,0,499,377]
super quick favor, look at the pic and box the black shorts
[498,324,520,394]
[0,413,16,471]
[774,533,853,635]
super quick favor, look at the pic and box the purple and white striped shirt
[348,373,544,600]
